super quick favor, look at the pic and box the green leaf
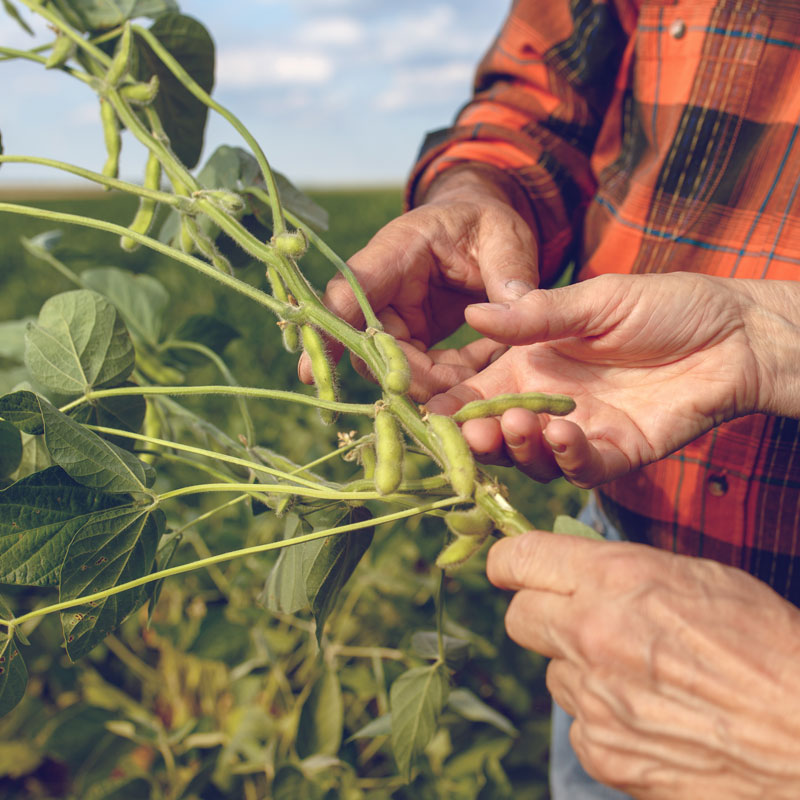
[446,688,518,737]
[270,170,329,233]
[390,663,450,781]
[54,0,178,31]
[272,764,322,800]
[69,384,147,451]
[553,514,604,541]
[261,514,316,614]
[82,268,169,347]
[1,0,33,35]
[306,506,374,643]
[0,390,44,434]
[134,14,214,168]
[146,529,180,623]
[0,421,22,479]
[296,667,344,758]
[8,432,53,483]
[40,395,149,494]
[25,290,135,398]
[0,467,130,586]
[410,631,470,670]
[347,712,391,741]
[170,314,240,364]
[0,632,27,719]
[60,504,162,660]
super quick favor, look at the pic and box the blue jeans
[549,492,633,800]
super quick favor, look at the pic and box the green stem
[0,202,288,317]
[157,482,379,503]
[289,435,370,476]
[131,23,287,235]
[2,498,459,628]
[0,46,91,81]
[20,236,86,287]
[60,383,375,418]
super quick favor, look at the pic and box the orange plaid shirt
[408,0,800,604]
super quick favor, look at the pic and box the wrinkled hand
[427,272,763,486]
[298,167,540,399]
[487,532,800,800]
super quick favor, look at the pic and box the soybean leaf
[0,421,22,479]
[40,396,149,494]
[146,530,181,623]
[347,713,392,741]
[410,631,470,670]
[306,506,374,644]
[553,514,605,541]
[53,0,178,31]
[169,314,240,364]
[0,467,132,586]
[0,631,27,719]
[134,14,214,168]
[9,432,53,483]
[0,390,44,434]
[82,268,169,348]
[60,505,162,661]
[272,765,322,800]
[296,667,344,758]
[446,688,518,738]
[390,663,450,781]
[25,290,135,398]
[69,386,147,451]
[1,0,33,35]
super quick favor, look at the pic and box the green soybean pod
[435,532,488,571]
[274,230,308,259]
[45,33,75,69]
[373,331,411,395]
[428,413,476,499]
[301,324,339,425]
[106,22,133,86]
[358,443,376,481]
[451,392,576,423]
[120,152,161,252]
[266,266,300,352]
[100,98,121,181]
[374,407,404,495]
[119,75,159,106]
[445,506,494,539]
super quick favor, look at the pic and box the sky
[1,1,510,188]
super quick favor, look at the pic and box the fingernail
[504,279,535,299]
[468,302,510,314]
[545,436,566,454]
[505,431,523,447]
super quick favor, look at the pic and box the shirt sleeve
[406,0,635,285]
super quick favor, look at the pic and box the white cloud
[217,46,334,88]
[296,16,364,47]
[375,61,473,111]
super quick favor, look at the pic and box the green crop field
[0,187,583,799]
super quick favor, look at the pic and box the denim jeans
[549,492,634,800]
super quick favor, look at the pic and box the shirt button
[707,474,728,497]
[669,19,687,39]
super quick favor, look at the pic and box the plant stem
[2,498,459,628]
[156,482,380,503]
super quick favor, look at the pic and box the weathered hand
[487,532,800,800]
[298,166,539,399]
[427,272,763,486]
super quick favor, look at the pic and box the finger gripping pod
[428,413,476,499]
[374,406,404,495]
[301,325,339,425]
[373,331,411,396]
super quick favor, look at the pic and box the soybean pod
[301,325,339,425]
[435,533,488,571]
[106,23,133,87]
[373,331,411,395]
[120,152,161,252]
[428,413,476,499]
[100,98,121,181]
[451,392,576,423]
[374,407,404,495]
[45,34,75,69]
[266,266,300,352]
[445,506,494,538]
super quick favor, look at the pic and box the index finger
[486,531,603,594]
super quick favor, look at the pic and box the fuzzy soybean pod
[373,331,411,395]
[374,407,404,495]
[100,98,121,181]
[106,23,133,87]
[435,532,489,571]
[301,325,339,425]
[445,506,494,539]
[266,266,300,352]
[120,153,162,252]
[45,34,75,69]
[451,392,576,423]
[428,413,476,499]
[119,75,159,106]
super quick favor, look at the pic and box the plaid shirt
[408,0,800,605]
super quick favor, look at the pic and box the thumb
[477,218,540,304]
[465,282,614,345]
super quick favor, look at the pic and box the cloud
[375,61,474,111]
[296,16,364,47]
[216,46,334,88]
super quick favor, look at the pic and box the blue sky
[1,1,510,187]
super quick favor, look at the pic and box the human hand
[426,272,763,486]
[298,166,540,399]
[487,531,800,800]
